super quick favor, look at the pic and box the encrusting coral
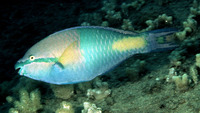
[166,52,200,91]
[80,0,146,28]
[125,59,146,82]
[166,68,190,91]
[8,89,42,113]
[101,0,121,22]
[172,74,190,91]
[121,0,145,13]
[175,0,200,40]
[190,65,198,85]
[121,19,134,31]
[55,101,74,113]
[144,14,173,31]
[81,102,102,113]
[175,18,197,40]
[101,21,109,27]
[195,53,200,68]
[86,78,111,100]
[50,84,74,99]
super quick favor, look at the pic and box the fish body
[15,26,177,84]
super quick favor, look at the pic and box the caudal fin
[145,28,178,52]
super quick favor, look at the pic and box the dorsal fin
[57,41,81,67]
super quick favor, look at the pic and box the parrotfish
[15,26,177,85]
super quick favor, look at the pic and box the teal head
[15,42,57,83]
[14,28,81,84]
[14,33,66,83]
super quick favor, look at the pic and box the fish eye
[29,55,35,61]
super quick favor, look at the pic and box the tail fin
[145,28,178,52]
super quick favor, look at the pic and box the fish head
[15,38,60,83]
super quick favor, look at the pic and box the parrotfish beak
[15,60,25,76]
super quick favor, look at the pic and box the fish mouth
[15,61,25,75]
[16,67,24,75]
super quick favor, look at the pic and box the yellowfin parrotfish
[15,26,177,84]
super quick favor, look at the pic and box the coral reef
[195,53,200,68]
[175,18,197,40]
[168,49,185,67]
[121,0,145,13]
[55,101,74,113]
[172,74,190,91]
[11,77,44,95]
[144,14,173,31]
[80,13,102,26]
[101,0,122,22]
[101,21,109,27]
[87,78,111,100]
[175,0,200,40]
[166,68,191,91]
[189,65,198,84]
[190,0,200,15]
[76,82,92,93]
[166,67,177,82]
[125,59,146,82]
[121,19,134,31]
[168,34,199,67]
[8,89,42,113]
[81,22,91,26]
[50,84,74,99]
[167,52,200,91]
[86,88,111,100]
[81,102,102,113]
[2,0,200,112]
[79,0,146,28]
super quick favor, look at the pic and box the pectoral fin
[57,41,81,67]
